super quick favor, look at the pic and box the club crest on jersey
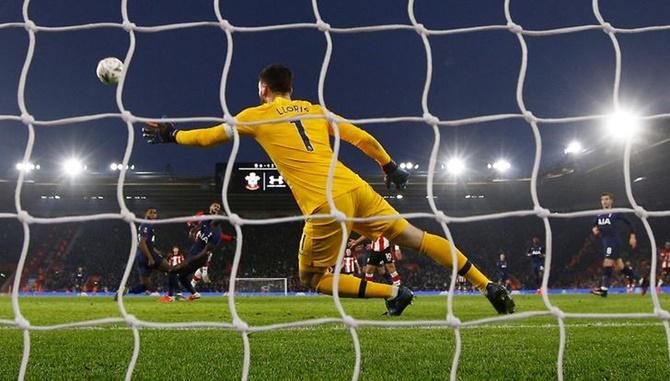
[245,172,260,190]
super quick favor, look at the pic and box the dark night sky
[1,0,669,178]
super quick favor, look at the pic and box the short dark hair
[259,64,292,94]
[600,192,614,200]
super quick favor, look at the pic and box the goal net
[234,278,288,296]
[1,0,670,380]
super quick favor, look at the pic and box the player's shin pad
[315,273,393,299]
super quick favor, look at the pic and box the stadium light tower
[564,140,583,155]
[15,161,38,172]
[446,157,466,176]
[62,158,85,177]
[605,111,640,141]
[491,159,511,173]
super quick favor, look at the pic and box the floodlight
[446,158,465,176]
[16,162,36,172]
[605,111,639,141]
[62,158,84,177]
[492,159,511,172]
[564,140,583,155]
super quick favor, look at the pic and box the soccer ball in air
[96,57,124,85]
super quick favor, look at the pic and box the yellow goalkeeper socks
[419,232,490,292]
[315,273,396,299]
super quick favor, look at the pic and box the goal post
[234,277,288,296]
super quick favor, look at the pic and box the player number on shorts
[291,121,314,152]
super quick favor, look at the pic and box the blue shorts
[532,262,544,273]
[135,252,163,277]
[602,240,620,259]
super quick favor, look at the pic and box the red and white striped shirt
[343,256,358,274]
[168,254,184,267]
[661,248,670,269]
[372,236,391,252]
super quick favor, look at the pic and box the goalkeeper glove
[143,121,177,144]
[382,160,409,190]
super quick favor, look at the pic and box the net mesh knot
[233,318,249,332]
[121,210,136,223]
[633,206,648,219]
[122,21,136,32]
[218,19,234,32]
[124,314,140,327]
[316,21,330,32]
[414,23,428,35]
[342,315,358,328]
[601,22,616,34]
[228,213,244,226]
[23,20,36,32]
[422,112,439,126]
[223,115,236,127]
[435,211,450,224]
[15,316,30,330]
[332,211,347,223]
[656,308,670,321]
[550,307,566,320]
[506,22,523,34]
[20,113,34,125]
[447,315,462,329]
[534,206,551,219]
[523,110,537,124]
[121,110,135,124]
[17,211,33,224]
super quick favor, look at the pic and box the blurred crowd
[0,217,668,293]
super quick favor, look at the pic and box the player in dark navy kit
[591,193,639,297]
[526,237,545,291]
[168,202,225,300]
[495,251,511,291]
[118,207,164,299]
[73,267,87,295]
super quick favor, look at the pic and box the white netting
[2,0,670,380]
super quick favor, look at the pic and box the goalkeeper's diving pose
[143,64,514,315]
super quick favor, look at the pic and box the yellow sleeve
[175,124,231,147]
[328,118,392,166]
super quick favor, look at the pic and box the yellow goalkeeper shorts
[298,183,409,272]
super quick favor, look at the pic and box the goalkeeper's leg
[392,223,515,314]
[299,270,413,317]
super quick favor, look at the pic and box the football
[96,57,124,85]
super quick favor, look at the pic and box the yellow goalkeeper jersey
[176,96,391,215]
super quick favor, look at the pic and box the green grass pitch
[1,294,669,380]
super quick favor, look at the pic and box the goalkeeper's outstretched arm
[331,121,409,190]
[143,122,232,147]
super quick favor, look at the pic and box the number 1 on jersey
[291,120,314,152]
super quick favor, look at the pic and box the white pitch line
[0,321,664,331]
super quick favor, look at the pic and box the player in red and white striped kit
[350,235,402,286]
[161,246,186,303]
[658,240,670,289]
[341,248,361,276]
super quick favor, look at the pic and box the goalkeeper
[143,64,514,315]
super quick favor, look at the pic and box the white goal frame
[1,0,670,381]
